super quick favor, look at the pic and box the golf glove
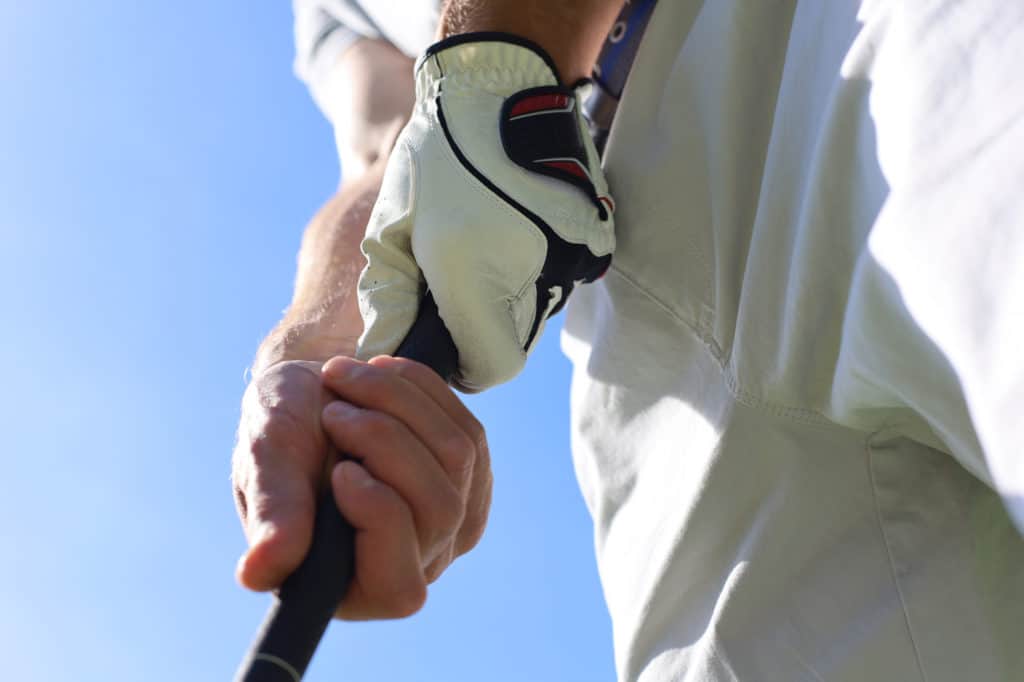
[357,34,615,391]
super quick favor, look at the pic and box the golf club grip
[236,293,458,682]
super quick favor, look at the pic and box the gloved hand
[357,34,615,392]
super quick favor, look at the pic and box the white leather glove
[357,34,615,391]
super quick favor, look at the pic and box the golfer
[232,1,1024,679]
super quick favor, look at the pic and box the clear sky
[0,3,613,680]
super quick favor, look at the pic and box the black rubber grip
[235,293,458,681]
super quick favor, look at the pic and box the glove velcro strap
[501,86,612,221]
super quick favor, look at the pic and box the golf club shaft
[236,293,458,681]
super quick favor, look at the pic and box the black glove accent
[500,86,611,221]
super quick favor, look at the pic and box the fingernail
[340,461,375,488]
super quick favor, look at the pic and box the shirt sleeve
[292,0,383,118]
[831,0,1024,532]
[292,0,440,120]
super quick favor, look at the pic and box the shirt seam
[865,434,928,682]
[606,264,833,426]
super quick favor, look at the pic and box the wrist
[253,320,359,376]
[419,33,562,91]
[436,1,621,82]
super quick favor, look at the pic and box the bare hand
[231,356,492,620]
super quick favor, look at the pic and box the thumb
[356,141,421,362]
[235,457,317,592]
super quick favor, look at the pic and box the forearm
[254,38,415,374]
[257,4,617,372]
[438,0,622,82]
[253,165,387,373]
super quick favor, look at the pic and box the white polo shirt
[563,1,1024,679]
[296,1,1024,679]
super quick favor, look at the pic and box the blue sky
[0,3,613,680]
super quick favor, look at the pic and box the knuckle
[457,477,492,556]
[248,432,291,468]
[456,524,486,557]
[465,416,487,452]
[459,506,489,555]
[424,548,454,584]
[352,410,400,442]
[438,432,476,477]
[357,376,391,406]
[254,405,303,448]
[368,484,411,526]
[245,485,283,522]
[230,443,251,489]
[391,357,428,382]
[388,581,427,618]
[475,436,492,472]
[232,481,248,523]
[346,365,395,404]
[424,483,465,537]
